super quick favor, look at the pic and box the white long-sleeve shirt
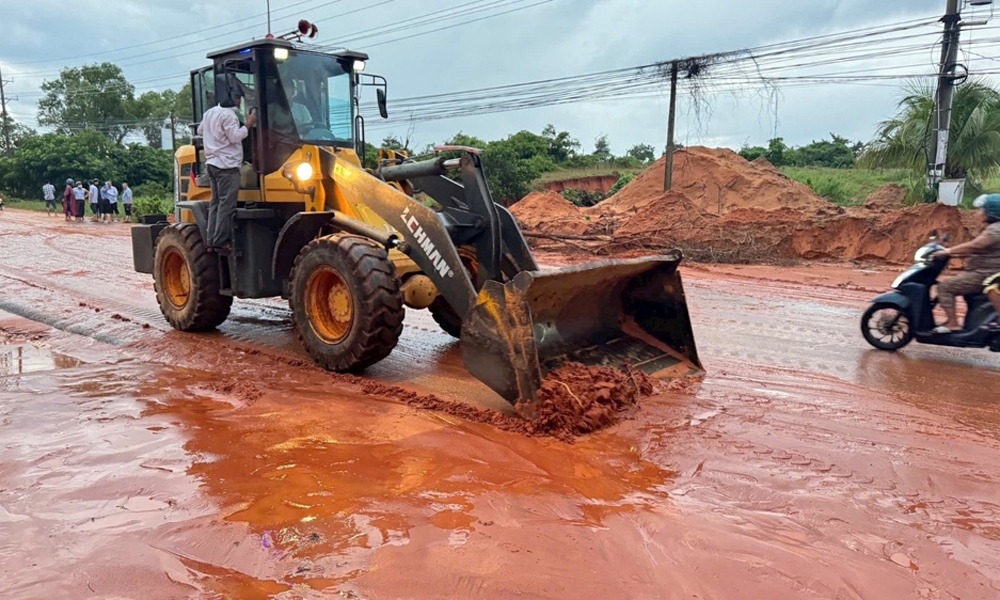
[42,184,55,200]
[104,186,118,204]
[197,105,248,170]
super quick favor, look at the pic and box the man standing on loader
[196,87,257,253]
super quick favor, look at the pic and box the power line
[6,0,339,68]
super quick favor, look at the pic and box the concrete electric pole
[663,60,679,192]
[0,62,13,156]
[928,0,963,192]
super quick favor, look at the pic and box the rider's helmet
[65,178,73,185]
[973,194,1000,223]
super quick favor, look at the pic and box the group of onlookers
[43,179,134,223]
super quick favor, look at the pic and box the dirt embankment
[511,147,976,264]
[543,174,621,194]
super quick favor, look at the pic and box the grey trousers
[207,164,240,248]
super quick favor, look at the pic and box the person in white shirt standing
[197,87,257,252]
[42,182,56,216]
[89,180,101,222]
[103,181,119,223]
[121,182,133,223]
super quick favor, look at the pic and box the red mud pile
[593,147,837,219]
[363,363,656,442]
[511,148,976,264]
[520,363,656,438]
[512,191,597,236]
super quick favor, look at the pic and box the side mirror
[377,88,388,119]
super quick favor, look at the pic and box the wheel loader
[131,35,702,413]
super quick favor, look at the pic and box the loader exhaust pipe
[459,254,702,413]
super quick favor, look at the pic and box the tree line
[375,126,660,202]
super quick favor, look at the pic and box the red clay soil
[543,174,621,194]
[861,183,910,211]
[519,363,656,439]
[512,147,978,264]
[509,191,596,236]
[361,363,657,443]
[590,147,837,219]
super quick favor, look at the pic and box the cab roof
[206,38,369,62]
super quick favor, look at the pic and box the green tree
[37,63,136,144]
[132,90,176,147]
[481,142,542,204]
[738,144,767,162]
[173,82,194,141]
[445,131,488,151]
[861,81,1000,180]
[114,144,173,189]
[0,130,171,198]
[794,134,857,168]
[593,133,612,161]
[541,124,580,163]
[761,137,792,166]
[0,114,36,155]
[625,143,656,163]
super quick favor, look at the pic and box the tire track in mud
[641,368,1000,589]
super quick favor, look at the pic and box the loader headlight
[295,162,314,181]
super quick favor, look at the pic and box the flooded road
[2,209,999,599]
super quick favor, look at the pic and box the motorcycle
[861,238,1000,352]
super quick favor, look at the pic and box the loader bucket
[460,253,702,412]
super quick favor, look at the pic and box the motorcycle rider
[932,194,1000,334]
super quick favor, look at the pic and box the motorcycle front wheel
[861,303,914,351]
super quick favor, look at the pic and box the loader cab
[189,39,385,188]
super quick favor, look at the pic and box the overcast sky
[1,0,992,154]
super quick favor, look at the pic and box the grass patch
[782,166,1000,208]
[3,198,51,212]
[533,166,641,187]
[781,166,920,206]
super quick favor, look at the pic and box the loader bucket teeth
[461,254,702,412]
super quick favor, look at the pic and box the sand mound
[591,146,837,218]
[510,191,592,236]
[862,184,909,211]
[612,190,717,238]
[514,148,978,264]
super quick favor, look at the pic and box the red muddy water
[1,209,999,599]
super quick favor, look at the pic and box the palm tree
[861,80,1000,182]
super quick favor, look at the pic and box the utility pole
[663,60,679,192]
[169,112,177,151]
[928,0,963,192]
[0,62,13,156]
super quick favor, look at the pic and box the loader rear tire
[153,223,232,331]
[289,235,405,372]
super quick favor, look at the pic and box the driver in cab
[933,194,1000,334]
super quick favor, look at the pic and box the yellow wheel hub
[305,266,353,343]
[162,248,191,309]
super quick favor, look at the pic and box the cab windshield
[270,50,353,145]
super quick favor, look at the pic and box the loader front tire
[290,235,405,372]
[153,223,232,331]
[429,298,462,339]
